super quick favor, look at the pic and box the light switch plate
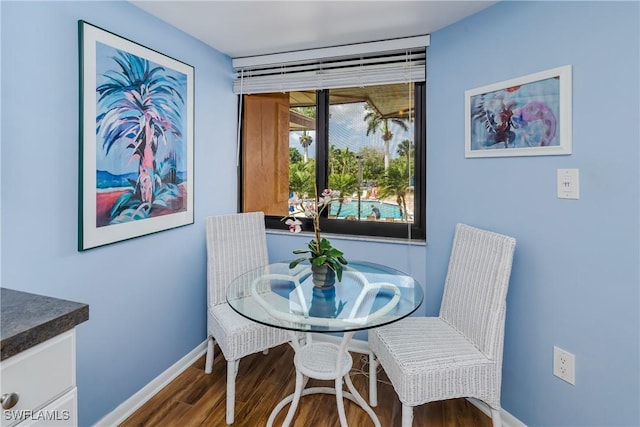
[557,169,579,199]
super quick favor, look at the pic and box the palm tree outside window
[364,104,409,170]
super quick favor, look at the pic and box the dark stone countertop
[1,288,89,361]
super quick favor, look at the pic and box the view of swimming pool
[329,199,402,220]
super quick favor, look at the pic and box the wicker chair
[368,223,516,427]
[204,212,292,424]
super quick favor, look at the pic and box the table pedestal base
[267,332,380,427]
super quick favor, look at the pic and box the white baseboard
[94,336,527,427]
[92,335,363,426]
[93,341,207,426]
[467,398,527,427]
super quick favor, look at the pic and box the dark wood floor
[120,343,493,427]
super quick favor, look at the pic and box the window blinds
[232,35,429,95]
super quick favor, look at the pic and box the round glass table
[226,260,424,427]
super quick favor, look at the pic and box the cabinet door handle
[1,392,19,409]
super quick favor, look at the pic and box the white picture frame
[465,65,572,158]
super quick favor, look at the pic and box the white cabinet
[1,331,77,427]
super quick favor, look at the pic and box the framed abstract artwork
[465,65,572,158]
[78,21,194,250]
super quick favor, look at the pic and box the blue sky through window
[289,101,412,158]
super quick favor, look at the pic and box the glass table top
[226,260,424,333]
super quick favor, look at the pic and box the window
[235,37,428,240]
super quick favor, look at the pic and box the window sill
[266,229,426,246]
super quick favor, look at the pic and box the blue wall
[1,1,237,425]
[427,2,639,426]
[2,1,638,426]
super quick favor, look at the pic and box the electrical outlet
[553,346,576,385]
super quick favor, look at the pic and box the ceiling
[130,1,498,59]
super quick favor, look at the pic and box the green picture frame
[78,21,194,250]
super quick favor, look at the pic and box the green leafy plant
[284,187,348,280]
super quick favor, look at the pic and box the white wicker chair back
[439,223,516,360]
[206,212,269,307]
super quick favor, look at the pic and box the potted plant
[284,187,348,287]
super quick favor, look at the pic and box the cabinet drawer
[1,331,75,427]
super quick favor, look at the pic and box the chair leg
[490,407,502,427]
[226,359,239,425]
[401,403,413,427]
[205,336,215,374]
[368,352,378,407]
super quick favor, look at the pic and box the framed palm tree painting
[79,21,194,250]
